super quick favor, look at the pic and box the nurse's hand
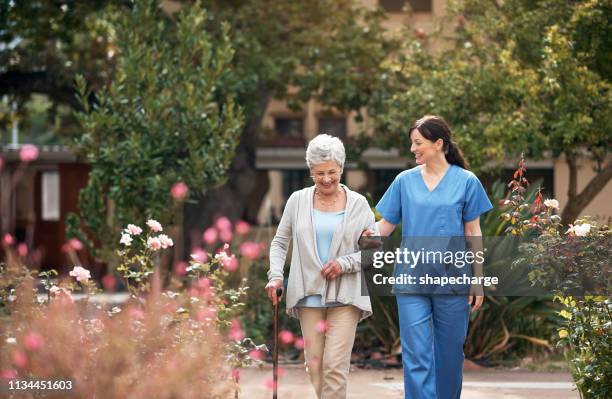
[468,284,484,312]
[321,260,342,280]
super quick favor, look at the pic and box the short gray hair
[305,134,346,171]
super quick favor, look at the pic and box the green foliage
[66,0,243,260]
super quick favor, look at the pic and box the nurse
[372,115,492,399]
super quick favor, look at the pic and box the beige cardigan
[268,184,378,321]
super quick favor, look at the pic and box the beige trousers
[298,306,360,399]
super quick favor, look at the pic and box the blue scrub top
[375,164,493,294]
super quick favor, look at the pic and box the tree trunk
[182,92,271,255]
[561,152,612,225]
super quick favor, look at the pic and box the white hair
[305,134,346,171]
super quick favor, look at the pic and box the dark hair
[408,115,469,170]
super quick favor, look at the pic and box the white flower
[120,233,133,246]
[573,223,591,237]
[158,234,174,249]
[464,41,473,49]
[6,337,16,344]
[543,199,559,210]
[69,266,91,283]
[146,219,163,232]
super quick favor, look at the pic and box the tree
[65,0,243,261]
[372,0,611,224]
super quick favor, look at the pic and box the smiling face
[310,160,342,195]
[410,128,444,165]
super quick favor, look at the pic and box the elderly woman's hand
[265,279,284,305]
[321,260,342,280]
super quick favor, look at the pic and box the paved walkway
[239,364,578,399]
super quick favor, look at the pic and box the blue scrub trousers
[396,294,470,399]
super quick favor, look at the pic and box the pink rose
[235,220,250,235]
[125,224,143,235]
[240,241,262,260]
[147,237,162,251]
[17,243,28,257]
[12,351,27,368]
[215,216,232,232]
[158,234,174,249]
[102,274,116,291]
[171,182,189,200]
[69,266,91,283]
[3,234,14,246]
[294,338,305,350]
[215,249,238,272]
[173,261,187,277]
[146,219,163,232]
[315,320,330,333]
[23,332,44,351]
[190,247,208,263]
[202,228,218,245]
[219,229,233,243]
[279,330,294,345]
[19,144,39,162]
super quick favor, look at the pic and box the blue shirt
[375,164,493,293]
[296,209,345,307]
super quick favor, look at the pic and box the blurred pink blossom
[264,378,275,390]
[128,306,145,321]
[249,349,264,361]
[231,369,240,382]
[315,320,330,333]
[17,243,28,257]
[19,144,39,162]
[195,307,216,322]
[0,369,17,380]
[219,229,233,243]
[279,330,294,345]
[12,350,27,368]
[3,233,14,246]
[294,337,305,350]
[147,237,162,251]
[215,216,232,232]
[49,286,73,303]
[240,241,263,260]
[202,228,218,245]
[235,220,250,235]
[69,266,91,283]
[190,247,208,263]
[173,261,187,277]
[146,219,163,232]
[102,274,116,291]
[23,332,44,351]
[171,182,189,200]
[215,248,238,272]
[62,238,84,253]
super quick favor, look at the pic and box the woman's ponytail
[445,140,469,170]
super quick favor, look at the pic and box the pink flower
[146,219,163,232]
[215,216,232,232]
[315,320,330,333]
[235,220,250,235]
[19,144,39,162]
[279,330,294,345]
[158,234,174,249]
[202,228,218,245]
[249,349,264,361]
[12,350,27,368]
[1,369,17,380]
[125,224,143,235]
[17,243,28,257]
[220,229,233,243]
[231,369,240,382]
[173,261,187,277]
[294,338,305,350]
[196,277,211,290]
[229,319,245,341]
[215,249,238,272]
[63,238,84,252]
[240,241,262,261]
[3,233,14,246]
[147,237,162,251]
[171,182,189,200]
[102,274,116,291]
[119,233,133,247]
[190,247,208,263]
[195,307,216,322]
[23,332,44,351]
[264,378,275,390]
[49,286,73,303]
[69,266,91,283]
[128,306,145,320]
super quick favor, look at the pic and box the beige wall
[554,156,612,222]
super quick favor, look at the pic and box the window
[379,0,432,13]
[319,117,347,139]
[282,170,310,203]
[41,171,60,221]
[275,117,304,138]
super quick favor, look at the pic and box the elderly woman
[265,134,377,399]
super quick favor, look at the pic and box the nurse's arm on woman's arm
[361,218,396,238]
[464,217,484,312]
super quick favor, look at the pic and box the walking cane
[273,287,284,399]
